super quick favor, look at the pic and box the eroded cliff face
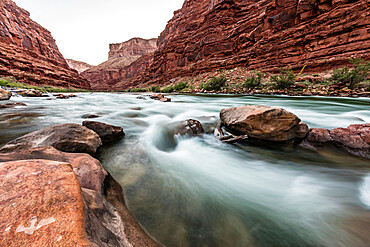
[86,0,369,91]
[0,0,90,89]
[66,59,93,74]
[82,38,157,91]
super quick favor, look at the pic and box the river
[1,93,369,247]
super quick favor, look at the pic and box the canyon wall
[0,0,90,89]
[66,59,93,74]
[82,38,157,90]
[86,0,370,91]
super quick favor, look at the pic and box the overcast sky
[14,0,184,65]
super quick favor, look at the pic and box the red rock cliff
[66,59,93,74]
[0,0,90,89]
[88,0,369,91]
[82,37,157,91]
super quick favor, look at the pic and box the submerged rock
[0,146,107,193]
[150,93,171,102]
[219,105,309,142]
[0,102,27,108]
[82,121,125,144]
[0,88,11,100]
[300,124,370,159]
[173,119,204,136]
[18,89,43,97]
[82,114,100,119]
[0,123,102,155]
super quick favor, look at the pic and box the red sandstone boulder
[0,123,102,155]
[0,160,91,246]
[0,146,107,193]
[150,93,164,100]
[0,89,11,100]
[18,90,43,97]
[0,102,26,108]
[220,105,309,142]
[300,124,370,159]
[82,121,125,144]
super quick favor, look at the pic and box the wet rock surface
[0,146,107,193]
[82,121,125,144]
[18,90,43,97]
[174,119,204,136]
[0,123,102,155]
[0,89,11,100]
[220,105,309,142]
[300,124,370,159]
[0,102,26,108]
[0,159,90,246]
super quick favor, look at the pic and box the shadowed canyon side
[0,0,90,89]
[85,0,370,91]
[82,38,157,91]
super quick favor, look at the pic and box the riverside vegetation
[126,59,370,97]
[0,77,89,93]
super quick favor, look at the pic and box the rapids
[1,93,369,247]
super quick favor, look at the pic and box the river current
[1,93,369,247]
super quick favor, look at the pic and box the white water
[1,93,369,246]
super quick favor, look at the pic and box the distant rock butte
[84,0,370,91]
[66,59,93,74]
[0,0,90,89]
[82,37,157,91]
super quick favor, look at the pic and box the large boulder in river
[220,105,309,142]
[0,146,107,193]
[300,124,370,159]
[173,119,204,136]
[0,123,102,155]
[0,88,11,100]
[82,121,125,143]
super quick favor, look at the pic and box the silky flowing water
[1,93,370,247]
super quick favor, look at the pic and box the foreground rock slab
[300,124,370,159]
[220,105,309,142]
[83,121,125,144]
[0,89,11,100]
[0,160,90,246]
[0,123,102,155]
[0,146,107,193]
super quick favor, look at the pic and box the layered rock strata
[85,0,370,91]
[0,0,90,89]
[82,38,157,91]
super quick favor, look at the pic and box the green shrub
[127,88,148,92]
[150,86,161,93]
[161,86,174,93]
[331,58,370,89]
[242,71,262,89]
[173,81,188,91]
[202,75,228,91]
[270,69,296,89]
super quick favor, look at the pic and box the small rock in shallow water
[0,89,11,100]
[0,102,27,109]
[82,114,100,119]
[173,119,204,136]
